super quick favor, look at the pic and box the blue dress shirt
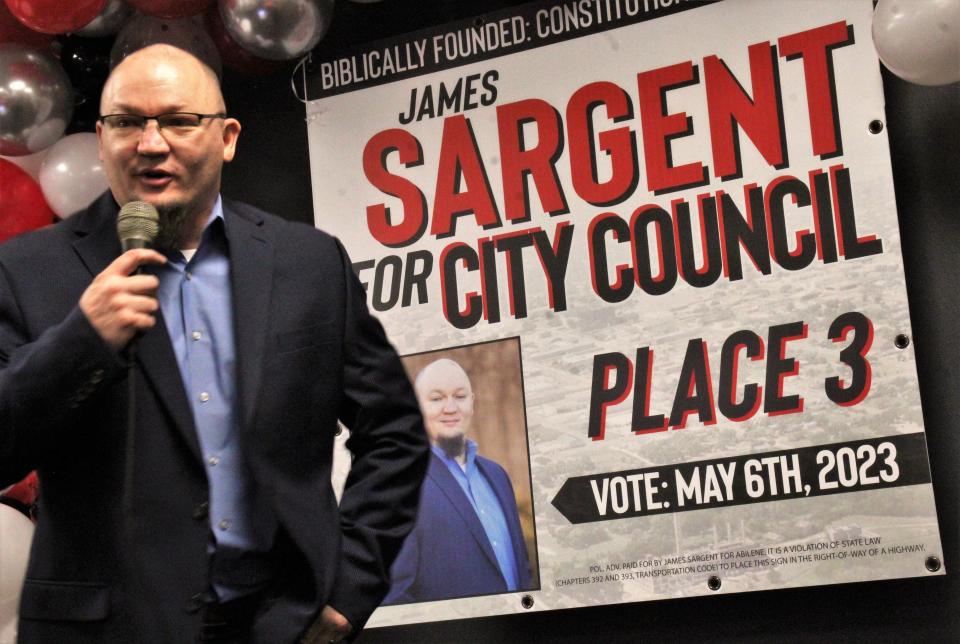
[431,440,519,591]
[151,196,275,600]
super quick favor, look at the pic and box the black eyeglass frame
[97,112,228,130]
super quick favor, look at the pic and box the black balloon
[66,92,101,134]
[59,35,113,99]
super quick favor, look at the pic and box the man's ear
[96,121,104,162]
[222,118,241,162]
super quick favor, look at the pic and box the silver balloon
[111,13,222,77]
[74,0,133,38]
[0,44,73,157]
[219,0,334,61]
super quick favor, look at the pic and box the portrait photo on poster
[383,337,540,605]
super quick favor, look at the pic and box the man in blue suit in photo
[384,358,533,605]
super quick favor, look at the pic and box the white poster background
[308,0,944,627]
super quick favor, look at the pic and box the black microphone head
[117,201,160,252]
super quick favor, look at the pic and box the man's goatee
[154,204,191,252]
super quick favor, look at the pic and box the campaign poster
[307,0,945,628]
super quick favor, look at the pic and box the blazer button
[89,368,105,384]
[192,501,209,521]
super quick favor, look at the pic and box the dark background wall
[221,2,959,641]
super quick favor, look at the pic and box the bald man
[383,359,532,604]
[0,45,428,644]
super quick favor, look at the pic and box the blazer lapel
[71,193,122,281]
[223,201,272,433]
[71,193,202,461]
[427,455,503,576]
[133,314,201,461]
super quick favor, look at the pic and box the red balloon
[2,0,105,35]
[0,2,50,48]
[127,0,213,20]
[0,159,55,242]
[204,4,283,76]
[1,471,38,509]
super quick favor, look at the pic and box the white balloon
[39,133,109,219]
[0,505,33,644]
[873,0,960,86]
[0,149,48,183]
[0,619,16,644]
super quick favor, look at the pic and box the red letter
[567,81,638,206]
[363,129,427,247]
[432,115,501,238]
[637,61,707,194]
[497,98,567,222]
[704,42,786,179]
[778,21,852,157]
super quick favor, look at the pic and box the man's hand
[301,605,353,644]
[79,249,166,352]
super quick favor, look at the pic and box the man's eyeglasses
[98,112,227,137]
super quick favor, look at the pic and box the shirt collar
[200,194,226,243]
[166,195,226,264]
[208,194,225,227]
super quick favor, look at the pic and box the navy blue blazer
[0,193,428,643]
[383,451,533,604]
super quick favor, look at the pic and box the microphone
[116,202,159,526]
[117,201,159,252]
